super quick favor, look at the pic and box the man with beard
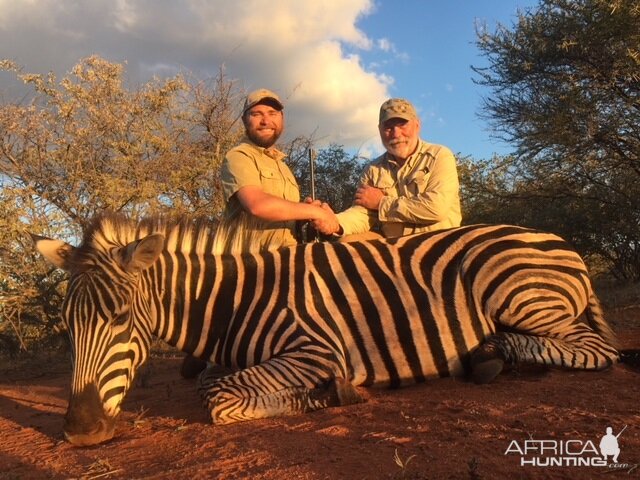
[312,98,462,239]
[215,88,338,253]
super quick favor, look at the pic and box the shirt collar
[242,136,286,161]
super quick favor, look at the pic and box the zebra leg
[197,359,362,424]
[471,324,619,384]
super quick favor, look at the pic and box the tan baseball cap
[379,98,418,124]
[243,88,284,114]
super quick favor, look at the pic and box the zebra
[32,213,620,447]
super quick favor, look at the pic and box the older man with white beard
[314,98,462,239]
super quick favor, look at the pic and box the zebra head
[33,227,165,446]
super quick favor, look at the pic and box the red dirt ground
[1,308,639,480]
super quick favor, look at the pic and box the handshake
[304,197,341,236]
[304,185,384,237]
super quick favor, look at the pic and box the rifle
[306,148,319,242]
[309,147,316,204]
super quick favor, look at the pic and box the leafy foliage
[0,56,244,352]
[470,0,640,280]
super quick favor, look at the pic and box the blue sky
[0,0,539,160]
[354,0,539,159]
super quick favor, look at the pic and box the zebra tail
[620,349,640,369]
[588,292,640,369]
[585,291,619,350]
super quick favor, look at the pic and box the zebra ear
[120,233,165,273]
[31,234,76,271]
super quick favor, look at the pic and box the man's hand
[354,186,384,210]
[308,201,340,235]
[304,197,322,206]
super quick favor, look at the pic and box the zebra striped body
[33,215,619,446]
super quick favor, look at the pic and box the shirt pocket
[259,167,284,194]
[407,168,431,195]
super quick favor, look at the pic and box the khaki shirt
[336,139,462,238]
[216,138,300,253]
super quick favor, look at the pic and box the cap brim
[244,97,284,113]
[379,112,415,124]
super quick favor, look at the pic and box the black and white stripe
[37,215,619,436]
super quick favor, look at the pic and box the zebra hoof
[180,355,208,379]
[470,341,505,384]
[620,349,640,369]
[332,377,364,406]
[471,358,504,384]
[308,378,364,408]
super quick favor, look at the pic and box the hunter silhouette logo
[505,425,630,468]
[599,425,626,464]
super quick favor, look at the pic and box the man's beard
[247,129,281,148]
[385,138,418,161]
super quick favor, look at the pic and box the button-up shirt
[336,139,462,238]
[216,138,300,253]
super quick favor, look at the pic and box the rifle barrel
[309,148,316,200]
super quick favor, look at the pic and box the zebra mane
[77,212,219,262]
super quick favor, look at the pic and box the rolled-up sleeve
[335,165,378,235]
[335,204,376,236]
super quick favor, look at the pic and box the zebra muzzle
[63,417,116,447]
[63,384,117,446]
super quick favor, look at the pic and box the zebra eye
[112,311,129,325]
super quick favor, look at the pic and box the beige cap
[243,88,284,114]
[379,98,418,124]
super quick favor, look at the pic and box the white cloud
[377,38,392,52]
[0,0,392,149]
[395,51,410,64]
[113,0,138,32]
[375,37,409,63]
